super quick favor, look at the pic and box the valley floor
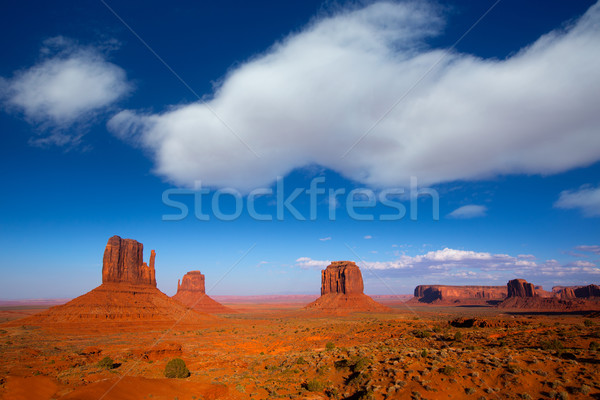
[0,302,599,399]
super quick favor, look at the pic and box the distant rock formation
[410,285,506,304]
[11,236,212,327]
[321,261,364,295]
[575,284,600,298]
[553,285,600,299]
[172,271,233,313]
[559,287,576,299]
[507,279,537,298]
[305,261,389,313]
[102,236,156,286]
[177,270,206,293]
[500,279,600,310]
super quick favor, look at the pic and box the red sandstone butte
[11,236,212,327]
[102,235,156,286]
[507,279,537,298]
[172,271,233,313]
[410,285,507,304]
[305,261,389,313]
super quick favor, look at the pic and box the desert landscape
[2,1,600,399]
[1,236,599,400]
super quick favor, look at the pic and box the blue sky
[1,0,599,299]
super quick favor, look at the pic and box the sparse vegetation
[305,378,325,392]
[325,341,335,350]
[164,358,190,378]
[296,356,307,364]
[97,356,114,370]
[351,356,372,373]
[413,330,432,339]
[440,365,457,376]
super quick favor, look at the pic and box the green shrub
[454,332,463,341]
[420,349,428,358]
[580,385,591,395]
[325,342,335,350]
[557,391,569,400]
[306,378,325,392]
[589,341,599,351]
[334,359,351,370]
[541,339,564,352]
[413,330,432,339]
[351,356,372,373]
[296,356,307,365]
[97,356,114,370]
[440,365,457,375]
[164,358,190,378]
[584,319,594,327]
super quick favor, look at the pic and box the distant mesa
[172,271,234,314]
[410,285,506,305]
[305,261,389,313]
[8,236,212,327]
[499,279,600,310]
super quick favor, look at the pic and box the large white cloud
[109,1,600,192]
[1,37,131,145]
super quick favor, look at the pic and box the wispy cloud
[319,237,332,241]
[1,36,131,146]
[295,257,330,270]
[576,245,600,255]
[364,235,372,239]
[554,184,600,217]
[109,2,600,192]
[447,205,487,219]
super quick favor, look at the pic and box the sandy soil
[1,301,599,399]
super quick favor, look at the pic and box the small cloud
[319,236,332,241]
[255,261,269,268]
[295,257,330,270]
[364,235,372,239]
[1,36,131,146]
[555,185,600,217]
[447,205,487,219]
[576,245,600,255]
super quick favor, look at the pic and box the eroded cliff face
[102,236,156,286]
[413,285,507,303]
[507,279,537,298]
[321,261,364,295]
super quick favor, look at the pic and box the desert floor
[1,301,599,400]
